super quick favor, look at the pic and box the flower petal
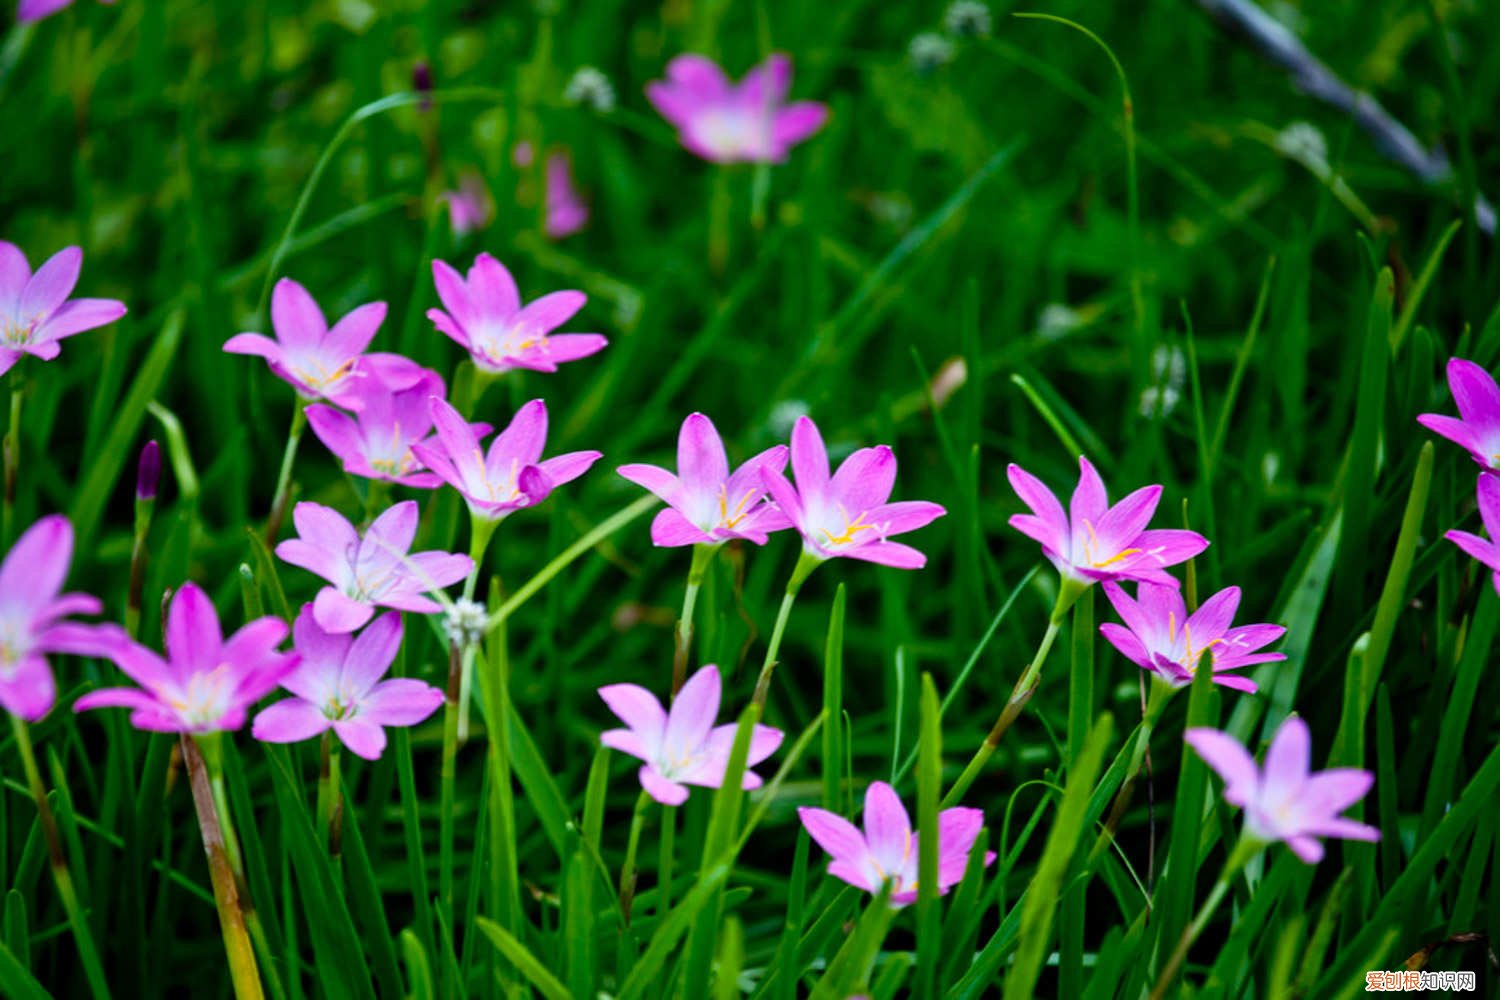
[252,699,332,745]
[862,781,912,876]
[20,246,81,320]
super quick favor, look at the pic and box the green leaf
[0,939,49,1000]
[915,673,942,996]
[473,918,571,1000]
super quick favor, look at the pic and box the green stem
[1148,837,1261,1000]
[751,551,822,707]
[481,600,521,947]
[3,379,21,548]
[673,544,716,697]
[457,515,500,742]
[362,478,391,525]
[316,732,344,873]
[182,735,265,1000]
[438,638,462,945]
[11,717,112,1000]
[942,583,1078,806]
[708,168,731,277]
[618,789,652,924]
[264,404,306,544]
[125,494,155,640]
[657,804,676,920]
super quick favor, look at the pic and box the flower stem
[125,495,155,641]
[618,789,653,925]
[708,168,731,277]
[751,550,821,707]
[672,544,716,698]
[457,514,500,742]
[11,717,112,1000]
[3,378,21,547]
[942,586,1076,807]
[657,804,676,919]
[263,403,307,543]
[480,602,522,942]
[439,638,462,944]
[181,734,265,1000]
[317,732,344,875]
[1148,837,1260,999]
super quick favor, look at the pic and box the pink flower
[224,278,400,407]
[275,501,472,633]
[252,607,443,760]
[646,53,828,164]
[0,516,122,721]
[412,397,602,523]
[617,412,789,547]
[442,171,494,237]
[0,242,126,376]
[1099,582,1285,694]
[1444,473,1500,594]
[1185,716,1379,864]
[74,582,296,733]
[544,152,589,240]
[598,663,783,805]
[305,369,490,488]
[1417,358,1500,472]
[760,415,945,568]
[17,0,115,24]
[798,781,995,906]
[427,253,607,375]
[1007,457,1208,587]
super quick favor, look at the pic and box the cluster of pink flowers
[1420,358,1500,593]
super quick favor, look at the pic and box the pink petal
[639,765,691,805]
[1069,456,1109,530]
[1091,484,1163,553]
[165,582,222,675]
[365,500,420,558]
[488,399,549,471]
[252,699,332,745]
[600,728,648,760]
[739,52,792,105]
[598,682,667,750]
[935,807,990,888]
[323,301,387,358]
[842,540,926,569]
[17,0,76,22]
[665,54,731,97]
[677,413,730,506]
[760,467,805,529]
[0,242,30,309]
[306,405,365,471]
[797,806,869,868]
[771,103,828,150]
[1262,716,1311,804]
[1116,529,1209,575]
[1416,414,1481,455]
[222,332,284,362]
[513,290,586,337]
[0,655,56,722]
[35,297,126,342]
[1006,464,1069,552]
[864,500,945,536]
[0,514,72,610]
[20,246,81,321]
[339,611,402,698]
[663,663,720,759]
[617,463,683,507]
[650,508,714,547]
[789,416,831,507]
[313,589,375,634]
[534,450,601,488]
[270,278,328,349]
[404,552,472,592]
[358,678,444,727]
[1186,586,1240,642]
[1477,473,1500,539]
[1184,728,1259,806]
[725,445,788,502]
[469,253,522,318]
[290,502,359,561]
[862,781,912,875]
[1447,358,1500,431]
[1285,835,1324,864]
[830,446,896,514]
[430,258,477,332]
[74,687,167,718]
[333,718,388,760]
[1098,622,1151,670]
[541,333,607,364]
[826,859,878,894]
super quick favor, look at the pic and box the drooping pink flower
[1444,473,1500,594]
[0,516,123,721]
[224,278,401,408]
[441,171,494,237]
[0,242,126,376]
[17,0,116,24]
[618,413,789,547]
[760,415,945,568]
[1185,716,1379,864]
[798,781,995,906]
[275,501,471,633]
[305,369,490,488]
[1007,457,1208,587]
[426,253,607,375]
[1099,582,1285,694]
[74,582,296,733]
[1417,358,1500,473]
[411,397,601,523]
[544,152,589,240]
[599,664,782,805]
[252,606,443,760]
[646,53,828,164]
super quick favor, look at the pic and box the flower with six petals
[1099,582,1285,693]
[0,242,126,377]
[646,53,828,164]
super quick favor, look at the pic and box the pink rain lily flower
[224,277,399,408]
[74,582,296,733]
[427,253,607,374]
[305,369,491,489]
[646,53,828,164]
[0,516,123,721]
[760,415,945,568]
[0,242,126,376]
[1185,716,1379,864]
[1418,358,1500,473]
[1444,473,1500,594]
[598,663,783,805]
[18,0,115,24]
[798,781,995,906]
[544,152,589,240]
[412,397,602,522]
[1007,457,1208,587]
[442,171,494,237]
[275,501,471,633]
[252,607,443,760]
[1099,582,1285,694]
[617,412,790,547]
